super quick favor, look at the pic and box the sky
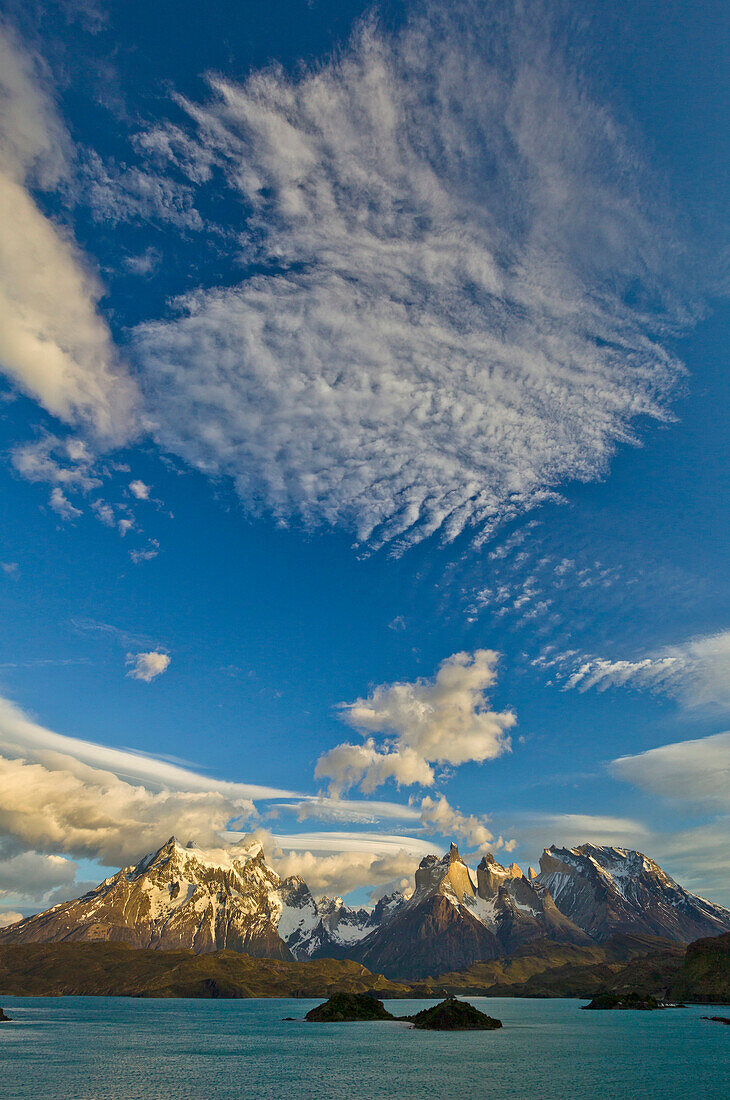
[0,0,728,921]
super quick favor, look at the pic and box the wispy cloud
[0,692,444,881]
[0,22,137,442]
[612,731,730,811]
[610,734,730,903]
[560,629,730,709]
[133,0,690,551]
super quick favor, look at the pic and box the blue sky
[0,0,728,918]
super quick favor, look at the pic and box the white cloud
[0,753,257,868]
[608,738,730,904]
[275,795,422,825]
[49,486,81,520]
[0,692,298,800]
[0,24,137,442]
[129,539,159,564]
[315,649,515,794]
[611,732,730,812]
[563,629,730,709]
[0,910,23,928]
[516,812,653,851]
[126,650,170,682]
[265,831,435,858]
[129,479,150,500]
[134,0,687,550]
[419,794,495,853]
[12,435,100,492]
[270,847,420,898]
[239,828,431,896]
[0,693,304,867]
[315,741,434,795]
[82,151,203,230]
[0,850,77,902]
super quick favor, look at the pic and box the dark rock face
[475,857,591,953]
[534,845,730,944]
[672,932,730,1004]
[348,844,589,980]
[304,992,395,1022]
[354,892,501,980]
[409,997,502,1030]
[582,991,662,1010]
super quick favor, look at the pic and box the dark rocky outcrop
[0,1007,10,1022]
[305,992,395,1022]
[672,933,730,1004]
[702,1016,730,1025]
[408,996,502,1030]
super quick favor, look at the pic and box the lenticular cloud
[135,0,688,550]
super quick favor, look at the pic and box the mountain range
[2,837,729,980]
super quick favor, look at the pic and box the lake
[1,996,728,1099]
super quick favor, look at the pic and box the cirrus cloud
[133,0,689,551]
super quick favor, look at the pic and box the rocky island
[408,996,502,1030]
[304,992,395,1022]
[582,991,662,1010]
[0,1008,11,1022]
[304,992,502,1030]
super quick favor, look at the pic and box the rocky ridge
[533,844,730,943]
[2,837,729,977]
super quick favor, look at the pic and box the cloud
[1,562,18,576]
[269,847,420,898]
[611,732,730,812]
[240,828,431,896]
[0,22,137,442]
[609,739,730,904]
[129,479,150,500]
[134,0,688,550]
[418,794,496,853]
[315,649,515,794]
[49,486,81,520]
[11,435,143,536]
[81,151,203,230]
[315,741,434,795]
[129,539,159,564]
[0,692,299,800]
[0,754,258,867]
[0,694,288,866]
[0,910,23,928]
[12,435,101,493]
[126,650,170,682]
[562,629,730,709]
[516,812,653,851]
[0,850,77,902]
[274,796,422,825]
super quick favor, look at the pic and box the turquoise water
[1,996,728,1099]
